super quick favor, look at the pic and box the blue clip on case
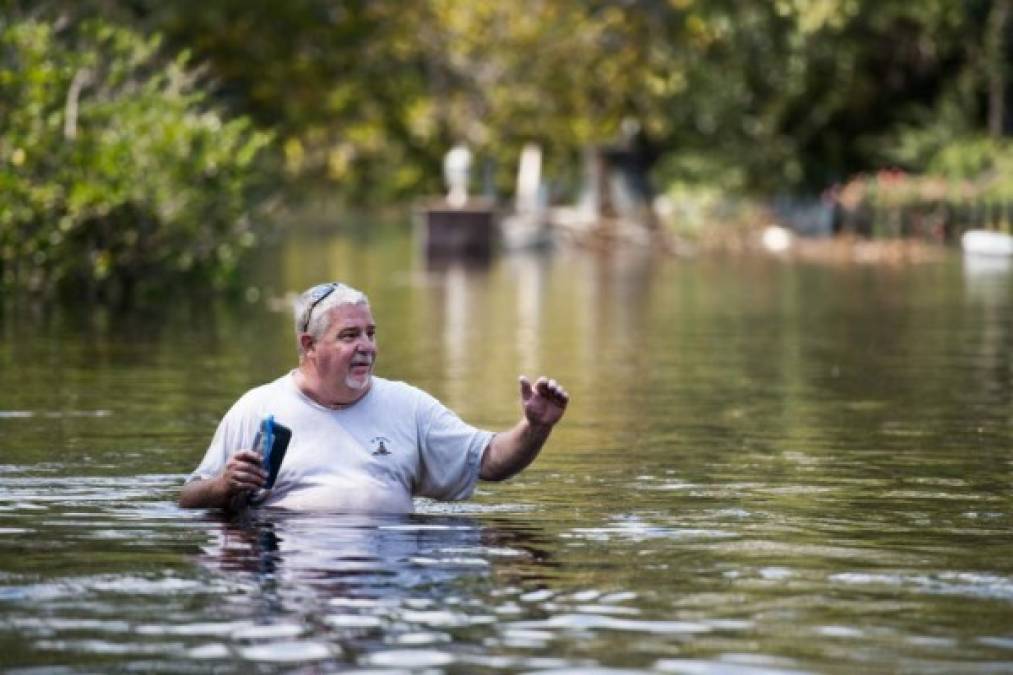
[254,415,291,489]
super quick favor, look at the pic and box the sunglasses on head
[300,282,344,333]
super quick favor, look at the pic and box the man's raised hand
[519,375,569,429]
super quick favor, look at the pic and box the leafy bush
[830,136,1013,241]
[927,137,1013,200]
[0,18,272,302]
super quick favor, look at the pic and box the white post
[443,143,472,208]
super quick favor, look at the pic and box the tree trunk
[986,0,1011,138]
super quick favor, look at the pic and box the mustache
[350,355,374,367]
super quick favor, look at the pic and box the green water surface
[1,222,1011,673]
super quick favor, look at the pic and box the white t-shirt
[187,373,493,513]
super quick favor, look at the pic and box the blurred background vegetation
[1,0,1010,301]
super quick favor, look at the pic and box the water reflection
[197,510,554,603]
[508,251,551,375]
[577,246,655,350]
[3,223,1013,672]
[440,264,476,406]
[961,253,1013,414]
[0,475,563,669]
[962,251,1012,302]
[183,509,560,666]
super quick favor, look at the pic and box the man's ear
[300,333,315,354]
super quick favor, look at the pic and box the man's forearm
[181,450,266,510]
[480,419,552,481]
[179,476,235,509]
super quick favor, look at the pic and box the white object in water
[961,229,1013,257]
[515,143,543,214]
[761,225,793,253]
[443,143,472,208]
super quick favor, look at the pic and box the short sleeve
[186,396,261,484]
[415,394,493,500]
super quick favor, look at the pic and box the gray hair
[293,282,369,356]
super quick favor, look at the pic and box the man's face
[312,303,377,398]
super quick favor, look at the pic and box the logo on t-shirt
[369,436,392,456]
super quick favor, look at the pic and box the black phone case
[263,421,291,489]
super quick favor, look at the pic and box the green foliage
[929,137,1013,194]
[125,0,1007,200]
[3,1,1008,217]
[0,16,272,302]
[855,135,1013,205]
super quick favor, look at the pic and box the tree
[5,1,1008,203]
[0,15,272,301]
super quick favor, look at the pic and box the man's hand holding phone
[222,450,267,499]
[178,417,287,511]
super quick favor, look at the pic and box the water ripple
[655,658,814,674]
[830,571,1013,601]
[238,640,334,662]
[510,613,712,635]
[361,648,455,668]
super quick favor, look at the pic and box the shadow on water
[197,509,556,609]
[0,475,562,670]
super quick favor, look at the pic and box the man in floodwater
[179,282,569,512]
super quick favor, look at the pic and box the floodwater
[1,221,1012,673]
